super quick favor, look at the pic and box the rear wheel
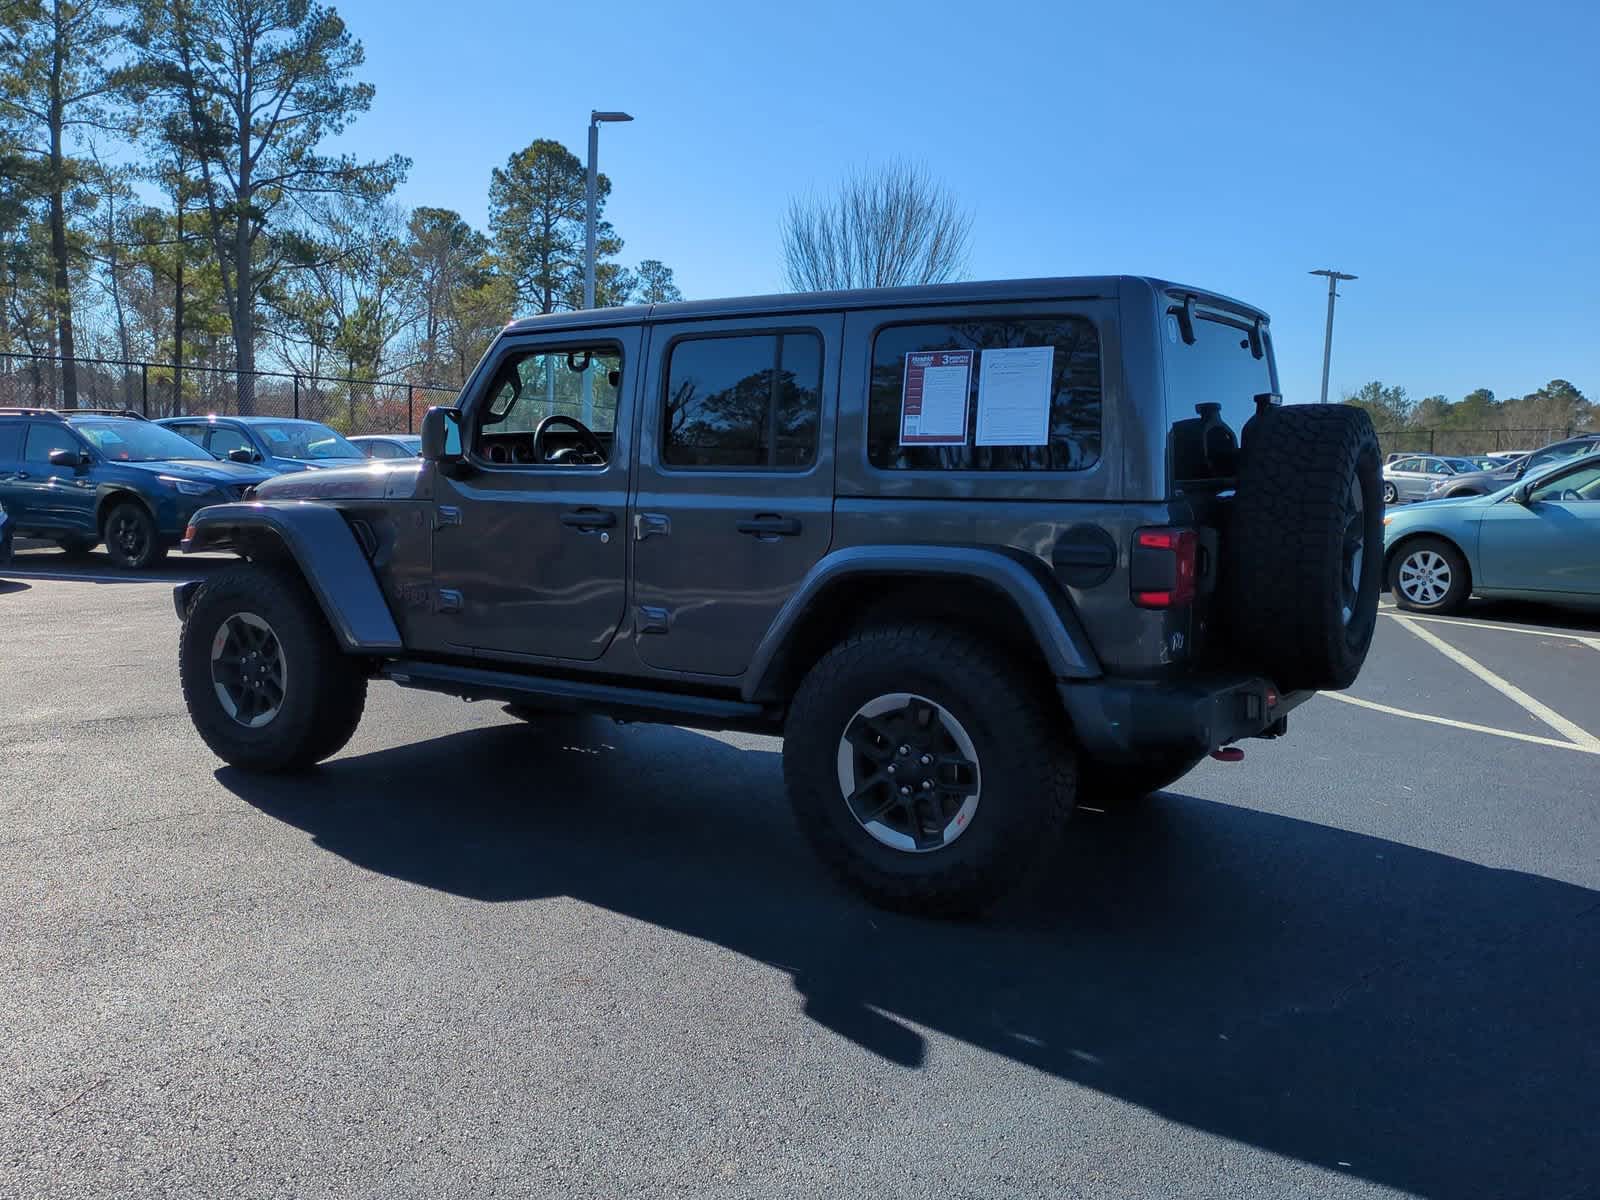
[783,624,1074,916]
[103,501,166,570]
[1382,481,1398,504]
[179,564,367,771]
[1076,753,1204,809]
[1389,537,1470,614]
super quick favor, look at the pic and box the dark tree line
[0,0,680,410]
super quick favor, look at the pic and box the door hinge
[634,512,671,541]
[636,605,670,635]
[434,505,462,531]
[436,588,463,614]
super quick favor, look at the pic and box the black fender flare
[742,544,1102,702]
[176,502,402,652]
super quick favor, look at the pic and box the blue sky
[327,0,1597,409]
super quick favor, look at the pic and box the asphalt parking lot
[2,547,1596,1200]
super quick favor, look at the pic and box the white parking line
[1380,607,1600,644]
[1390,614,1600,749]
[0,570,191,585]
[1323,692,1600,756]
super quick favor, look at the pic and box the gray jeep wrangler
[174,277,1381,913]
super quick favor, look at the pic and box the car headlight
[159,477,219,496]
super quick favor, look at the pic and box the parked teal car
[1382,451,1600,613]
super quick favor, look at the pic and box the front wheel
[179,564,367,771]
[103,501,166,570]
[783,624,1075,916]
[1389,537,1470,614]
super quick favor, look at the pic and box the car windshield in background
[75,419,213,463]
[255,421,363,460]
[1444,458,1478,473]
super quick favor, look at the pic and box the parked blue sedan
[1383,451,1600,613]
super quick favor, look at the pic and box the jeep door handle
[736,515,801,537]
[560,508,617,530]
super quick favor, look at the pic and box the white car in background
[1381,454,1481,503]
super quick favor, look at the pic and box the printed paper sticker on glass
[898,350,973,446]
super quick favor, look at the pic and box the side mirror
[48,448,88,469]
[420,406,464,464]
[227,447,257,464]
[1511,483,1532,505]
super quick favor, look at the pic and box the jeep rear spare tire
[1224,404,1382,691]
[783,623,1075,915]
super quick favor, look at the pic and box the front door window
[472,347,623,467]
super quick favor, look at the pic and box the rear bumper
[1059,674,1312,764]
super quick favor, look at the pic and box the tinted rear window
[1162,307,1275,467]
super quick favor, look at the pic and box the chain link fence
[0,352,461,435]
[1374,427,1582,458]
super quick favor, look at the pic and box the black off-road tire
[1225,405,1383,691]
[103,501,167,570]
[783,623,1075,917]
[1076,753,1204,810]
[179,563,367,772]
[1387,535,1471,615]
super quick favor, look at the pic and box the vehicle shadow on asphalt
[0,579,30,595]
[3,548,235,583]
[217,719,1597,1200]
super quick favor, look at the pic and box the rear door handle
[561,508,617,530]
[737,515,801,537]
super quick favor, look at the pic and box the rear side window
[663,332,823,469]
[166,423,207,446]
[0,423,22,460]
[866,317,1101,471]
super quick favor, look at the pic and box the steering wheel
[1558,488,1583,502]
[532,413,605,465]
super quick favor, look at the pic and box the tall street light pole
[583,111,631,424]
[1309,269,1357,405]
[584,110,633,312]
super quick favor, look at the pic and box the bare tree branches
[781,160,972,293]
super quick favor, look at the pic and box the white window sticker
[975,345,1054,446]
[899,350,973,446]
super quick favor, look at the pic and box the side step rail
[379,658,774,732]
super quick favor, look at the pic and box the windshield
[253,420,362,461]
[74,419,213,463]
[1445,458,1478,473]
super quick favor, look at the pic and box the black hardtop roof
[502,275,1266,335]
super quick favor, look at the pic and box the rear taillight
[1131,527,1198,608]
